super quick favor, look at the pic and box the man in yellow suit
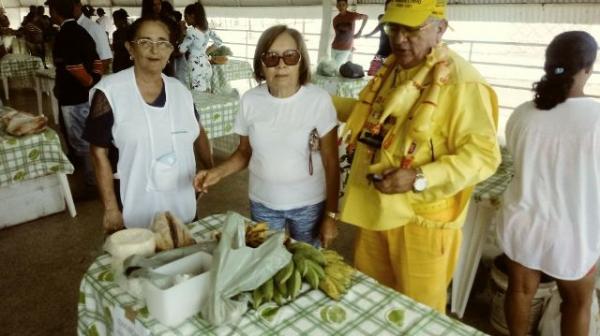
[334,0,501,313]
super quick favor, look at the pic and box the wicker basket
[210,55,228,64]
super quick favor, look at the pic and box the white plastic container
[143,251,213,327]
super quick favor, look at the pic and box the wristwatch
[412,167,428,193]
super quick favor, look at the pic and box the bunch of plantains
[250,242,355,308]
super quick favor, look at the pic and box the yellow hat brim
[380,7,432,27]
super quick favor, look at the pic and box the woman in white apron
[84,16,213,231]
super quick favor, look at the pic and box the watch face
[414,177,427,192]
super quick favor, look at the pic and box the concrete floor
[0,88,501,336]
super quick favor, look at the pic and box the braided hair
[533,31,597,110]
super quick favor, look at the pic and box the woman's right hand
[103,208,124,234]
[194,169,221,193]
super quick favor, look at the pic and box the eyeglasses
[261,49,301,68]
[131,38,174,51]
[383,22,433,38]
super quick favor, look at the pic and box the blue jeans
[61,102,94,185]
[250,200,324,247]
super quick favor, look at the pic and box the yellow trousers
[354,205,462,313]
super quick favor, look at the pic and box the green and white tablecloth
[0,53,43,78]
[211,59,253,95]
[36,67,55,92]
[193,92,240,140]
[0,107,73,187]
[312,74,369,99]
[472,147,514,204]
[78,214,486,336]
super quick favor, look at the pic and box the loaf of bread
[151,211,195,251]
[0,110,47,136]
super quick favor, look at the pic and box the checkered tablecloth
[0,107,73,188]
[0,53,43,78]
[312,74,369,98]
[193,92,240,140]
[472,147,514,203]
[78,214,486,336]
[211,59,253,95]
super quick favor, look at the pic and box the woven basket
[210,56,228,64]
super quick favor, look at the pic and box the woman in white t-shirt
[194,25,340,248]
[496,31,599,336]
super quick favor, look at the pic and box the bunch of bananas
[245,222,269,247]
[318,250,355,301]
[250,242,355,308]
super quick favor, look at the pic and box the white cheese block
[104,228,156,274]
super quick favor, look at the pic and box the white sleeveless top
[91,68,200,228]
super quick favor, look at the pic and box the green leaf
[103,306,112,323]
[260,306,279,322]
[86,325,100,336]
[28,149,40,160]
[224,124,233,132]
[139,306,149,319]
[320,306,330,323]
[50,165,60,172]
[13,171,26,181]
[327,305,346,323]
[7,138,17,145]
[212,113,221,120]
[44,131,55,140]
[98,270,114,282]
[79,291,85,304]
[386,308,405,327]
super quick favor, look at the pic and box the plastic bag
[538,289,600,335]
[201,211,292,326]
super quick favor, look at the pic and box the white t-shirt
[496,97,600,280]
[234,84,338,210]
[96,15,113,35]
[78,15,112,60]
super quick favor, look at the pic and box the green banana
[305,266,320,289]
[319,276,341,300]
[305,259,325,279]
[288,269,302,299]
[262,278,274,302]
[252,288,263,308]
[275,261,294,286]
[273,288,284,305]
[293,255,308,276]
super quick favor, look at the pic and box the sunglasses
[261,49,301,68]
[383,22,433,38]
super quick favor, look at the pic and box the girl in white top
[194,25,340,248]
[496,31,599,336]
[179,3,222,93]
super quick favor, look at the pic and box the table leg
[50,94,59,125]
[2,77,8,101]
[35,76,43,116]
[57,173,77,217]
[451,200,496,318]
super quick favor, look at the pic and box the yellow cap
[381,0,446,27]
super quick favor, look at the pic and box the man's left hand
[374,168,417,194]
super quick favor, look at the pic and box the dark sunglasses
[261,49,301,67]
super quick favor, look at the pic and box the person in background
[171,10,189,86]
[141,0,161,19]
[195,25,340,248]
[73,0,112,73]
[362,0,391,75]
[96,8,113,35]
[331,0,367,67]
[21,5,37,26]
[111,8,131,73]
[0,8,11,56]
[84,17,213,231]
[81,4,94,19]
[47,0,102,187]
[36,6,54,42]
[333,0,500,312]
[22,9,47,68]
[497,31,599,336]
[179,3,222,92]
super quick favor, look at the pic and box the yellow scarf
[341,44,450,175]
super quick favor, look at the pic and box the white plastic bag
[201,211,292,326]
[539,289,600,336]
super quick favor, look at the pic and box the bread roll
[151,211,195,251]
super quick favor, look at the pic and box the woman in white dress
[497,31,599,336]
[179,2,222,92]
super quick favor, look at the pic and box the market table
[0,106,76,227]
[34,68,59,123]
[192,92,239,140]
[78,213,486,336]
[451,148,514,318]
[211,59,254,95]
[312,73,369,99]
[0,53,43,101]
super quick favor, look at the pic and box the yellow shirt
[336,50,501,230]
